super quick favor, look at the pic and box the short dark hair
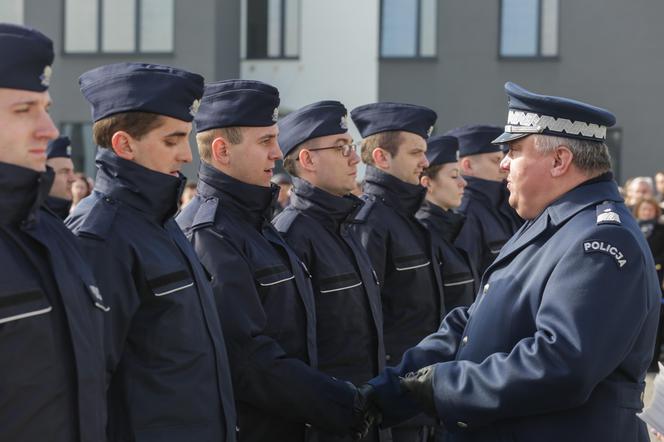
[196,127,244,163]
[283,145,304,177]
[92,111,164,148]
[421,164,444,179]
[360,131,402,165]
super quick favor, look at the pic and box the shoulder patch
[583,239,627,268]
[76,195,119,240]
[596,202,621,226]
[191,197,219,229]
[352,194,377,223]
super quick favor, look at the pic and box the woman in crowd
[70,172,92,212]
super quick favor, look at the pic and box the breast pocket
[318,272,363,294]
[0,281,51,325]
[393,253,431,272]
[254,264,295,288]
[147,270,195,298]
[442,272,475,288]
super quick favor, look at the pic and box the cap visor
[491,132,530,144]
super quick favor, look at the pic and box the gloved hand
[399,365,437,417]
[350,383,382,440]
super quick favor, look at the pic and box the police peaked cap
[426,135,459,166]
[0,23,54,92]
[350,102,437,140]
[47,136,72,159]
[447,125,503,158]
[278,100,349,157]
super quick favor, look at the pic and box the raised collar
[462,176,506,207]
[362,165,426,216]
[44,196,72,220]
[93,148,184,224]
[196,161,278,229]
[0,162,54,227]
[547,172,620,226]
[289,177,362,229]
[416,200,466,243]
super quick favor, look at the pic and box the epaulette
[596,201,622,226]
[191,197,219,230]
[352,194,377,223]
[272,208,300,233]
[76,195,119,240]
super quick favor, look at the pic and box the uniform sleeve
[74,235,141,386]
[190,229,356,435]
[352,216,389,286]
[433,226,658,430]
[368,306,471,427]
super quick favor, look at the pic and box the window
[64,0,174,54]
[380,0,437,58]
[245,0,300,59]
[500,0,559,58]
[0,0,23,24]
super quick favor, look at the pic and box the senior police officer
[176,82,371,442]
[66,63,237,442]
[452,125,523,276]
[0,24,107,441]
[45,136,76,219]
[350,102,445,442]
[273,101,389,442]
[362,82,660,442]
[417,135,477,311]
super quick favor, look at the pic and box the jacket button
[462,336,468,345]
[386,354,392,362]
[457,421,468,429]
[483,283,490,294]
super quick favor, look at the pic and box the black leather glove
[350,383,381,440]
[399,365,437,417]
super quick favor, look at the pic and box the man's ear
[211,135,231,165]
[420,175,431,189]
[110,131,135,160]
[460,157,472,175]
[297,148,316,173]
[372,147,391,169]
[551,145,574,177]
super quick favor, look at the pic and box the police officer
[417,135,477,311]
[45,136,76,219]
[176,81,370,442]
[350,102,444,442]
[0,24,107,441]
[273,101,389,442]
[452,124,523,276]
[365,82,660,442]
[66,63,237,442]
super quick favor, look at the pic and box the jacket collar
[416,200,466,243]
[196,161,278,228]
[462,176,506,208]
[363,165,426,216]
[0,162,54,226]
[289,177,362,229]
[94,148,184,224]
[44,196,72,220]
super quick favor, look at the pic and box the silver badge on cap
[189,99,201,117]
[427,125,434,137]
[66,145,72,156]
[340,114,348,130]
[40,65,52,87]
[272,107,279,122]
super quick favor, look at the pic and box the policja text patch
[583,240,627,268]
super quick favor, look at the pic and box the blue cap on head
[426,135,459,167]
[278,100,349,157]
[47,136,72,159]
[0,23,54,92]
[493,82,616,144]
[194,79,280,133]
[447,125,503,158]
[350,102,437,140]
[79,62,204,122]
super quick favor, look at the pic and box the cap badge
[40,65,52,87]
[272,107,279,122]
[427,125,434,137]
[340,114,348,130]
[189,99,201,117]
[66,145,72,156]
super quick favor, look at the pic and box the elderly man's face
[500,135,552,220]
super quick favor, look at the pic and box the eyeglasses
[301,143,359,158]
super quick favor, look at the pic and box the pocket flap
[255,264,294,287]
[147,270,194,297]
[0,281,51,324]
[319,273,363,294]
[394,253,431,271]
[443,272,475,287]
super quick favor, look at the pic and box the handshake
[349,365,437,440]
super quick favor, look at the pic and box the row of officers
[2,23,659,442]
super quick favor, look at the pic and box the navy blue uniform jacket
[176,163,356,442]
[352,166,445,365]
[369,176,660,442]
[0,162,107,441]
[273,177,391,442]
[67,150,236,442]
[417,201,478,310]
[455,177,522,277]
